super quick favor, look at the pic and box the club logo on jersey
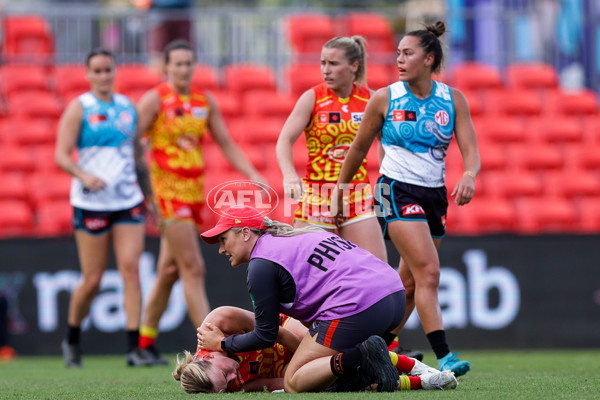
[435,110,450,126]
[402,204,425,216]
[192,107,208,119]
[88,114,107,124]
[119,111,133,125]
[351,112,364,123]
[327,143,351,162]
[317,111,341,124]
[392,110,417,122]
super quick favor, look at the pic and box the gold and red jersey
[303,82,371,185]
[146,82,210,204]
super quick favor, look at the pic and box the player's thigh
[74,229,111,280]
[339,217,387,262]
[163,220,204,268]
[388,219,440,278]
[112,223,145,267]
[284,332,338,381]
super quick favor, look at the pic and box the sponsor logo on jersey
[88,114,107,124]
[351,112,364,123]
[175,205,193,218]
[191,107,208,119]
[402,203,425,216]
[318,99,333,108]
[392,110,417,122]
[435,110,450,126]
[327,143,351,162]
[84,217,109,231]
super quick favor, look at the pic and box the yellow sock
[140,325,158,338]
[398,375,411,390]
[389,351,399,366]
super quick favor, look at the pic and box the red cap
[200,205,267,244]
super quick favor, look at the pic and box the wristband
[221,338,227,351]
[463,170,476,179]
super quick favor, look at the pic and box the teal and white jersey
[380,81,455,188]
[70,92,143,211]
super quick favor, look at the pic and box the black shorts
[308,290,405,352]
[73,202,146,234]
[374,175,448,239]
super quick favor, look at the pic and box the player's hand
[197,322,225,352]
[80,173,107,192]
[330,185,347,228]
[145,198,161,228]
[283,174,303,201]
[451,173,476,205]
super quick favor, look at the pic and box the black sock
[0,295,8,347]
[66,325,81,345]
[329,347,362,376]
[127,330,139,353]
[381,332,396,346]
[426,330,450,359]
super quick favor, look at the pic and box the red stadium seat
[114,64,162,96]
[192,63,221,91]
[366,64,396,90]
[54,64,88,101]
[208,89,242,121]
[448,62,502,91]
[484,170,543,200]
[506,143,564,171]
[27,171,71,209]
[0,200,34,237]
[483,88,543,117]
[577,198,600,233]
[515,197,578,233]
[543,170,600,199]
[35,199,73,237]
[1,65,50,96]
[0,173,30,203]
[506,62,559,90]
[285,13,335,56]
[0,145,36,173]
[243,90,296,119]
[0,117,56,146]
[284,63,322,98]
[526,116,582,144]
[547,89,599,116]
[222,63,277,97]
[461,90,485,116]
[580,115,600,145]
[477,140,507,171]
[337,12,395,57]
[456,196,516,234]
[228,117,284,146]
[477,116,525,143]
[2,15,53,64]
[7,92,62,122]
[563,143,600,172]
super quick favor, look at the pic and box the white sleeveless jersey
[70,92,143,211]
[380,81,455,188]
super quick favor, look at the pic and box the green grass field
[1,350,599,399]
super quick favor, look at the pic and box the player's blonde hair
[323,35,368,88]
[232,217,323,238]
[172,350,221,394]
